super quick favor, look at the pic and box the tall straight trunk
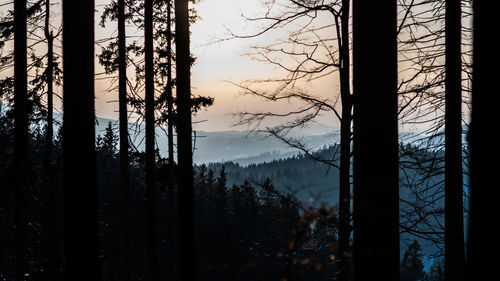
[337,1,352,281]
[167,0,174,165]
[44,0,54,167]
[175,0,197,281]
[215,172,227,280]
[144,0,158,280]
[13,0,28,279]
[166,1,176,279]
[62,1,101,281]
[117,0,131,280]
[352,1,399,281]
[44,1,58,279]
[14,1,28,167]
[467,1,500,280]
[444,1,465,281]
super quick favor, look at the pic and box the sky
[192,0,342,131]
[0,1,474,133]
[94,0,341,132]
[0,0,357,132]
[94,0,262,131]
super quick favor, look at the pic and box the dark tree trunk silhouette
[337,2,352,281]
[167,0,175,166]
[144,0,158,280]
[62,1,101,281]
[117,0,131,280]
[467,1,500,280]
[175,0,197,280]
[14,1,28,167]
[44,0,54,168]
[352,1,399,281]
[444,1,465,281]
[13,0,28,279]
[43,1,59,279]
[166,1,176,279]
[216,167,227,279]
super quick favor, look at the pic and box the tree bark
[14,0,28,167]
[13,0,28,279]
[352,1,399,281]
[144,0,158,280]
[43,1,59,279]
[167,0,175,166]
[44,0,54,168]
[118,0,131,280]
[467,1,500,280]
[62,0,101,280]
[444,1,465,281]
[175,0,197,280]
[166,1,176,279]
[337,1,352,281]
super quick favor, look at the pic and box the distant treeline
[1,121,339,280]
[205,145,341,206]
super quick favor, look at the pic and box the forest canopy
[0,1,497,281]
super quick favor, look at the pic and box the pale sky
[94,0,341,131]
[0,0,346,131]
[1,1,473,132]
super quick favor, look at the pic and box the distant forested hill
[204,145,341,207]
[53,112,341,164]
[202,144,464,259]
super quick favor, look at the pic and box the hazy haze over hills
[40,113,433,165]
[90,115,340,164]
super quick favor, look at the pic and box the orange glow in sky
[0,0,341,131]
[94,0,341,131]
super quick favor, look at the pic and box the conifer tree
[426,260,444,281]
[44,0,55,167]
[14,0,28,171]
[43,2,60,276]
[13,0,28,279]
[400,240,425,281]
[144,0,158,280]
[117,1,131,279]
[101,122,118,160]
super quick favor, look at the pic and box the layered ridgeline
[58,114,450,207]
[41,113,453,206]
[53,114,341,163]
[206,145,460,262]
[48,114,461,260]
[46,114,432,167]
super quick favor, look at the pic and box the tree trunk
[167,0,175,166]
[13,0,28,279]
[14,1,28,166]
[44,0,54,168]
[62,1,101,281]
[144,0,158,280]
[467,1,500,280]
[444,1,465,281]
[352,1,399,281]
[118,0,131,280]
[44,1,59,279]
[337,1,352,281]
[166,1,176,279]
[175,0,197,280]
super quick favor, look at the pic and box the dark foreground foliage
[0,120,339,281]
